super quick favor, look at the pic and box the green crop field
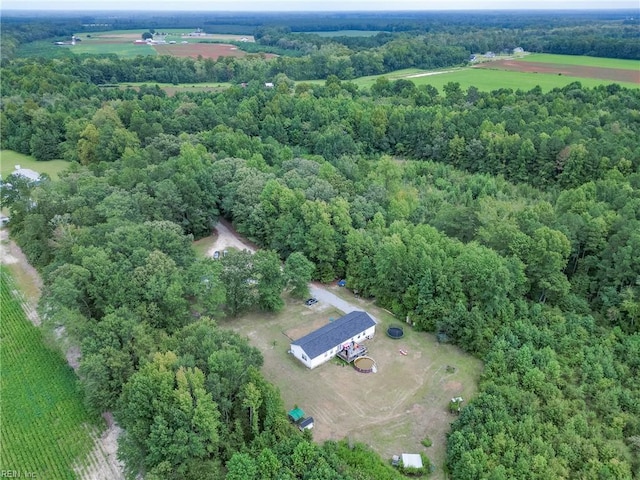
[16,40,74,59]
[0,268,99,479]
[344,67,639,92]
[1,151,70,180]
[405,68,639,91]
[520,53,640,70]
[71,43,157,57]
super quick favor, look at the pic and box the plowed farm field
[153,43,276,60]
[475,59,640,84]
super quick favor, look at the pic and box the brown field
[223,286,482,479]
[153,43,276,60]
[475,60,640,84]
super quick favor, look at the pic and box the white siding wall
[290,344,312,369]
[293,325,376,369]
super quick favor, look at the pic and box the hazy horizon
[2,2,638,12]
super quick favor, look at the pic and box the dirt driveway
[207,219,257,257]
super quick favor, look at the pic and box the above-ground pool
[387,325,404,339]
[353,356,377,373]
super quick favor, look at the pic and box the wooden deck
[336,342,368,363]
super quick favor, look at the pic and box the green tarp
[288,407,305,422]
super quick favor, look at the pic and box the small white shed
[401,453,423,469]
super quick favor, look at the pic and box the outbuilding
[290,311,376,369]
[401,453,423,469]
[298,417,314,430]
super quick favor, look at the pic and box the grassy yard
[0,267,100,479]
[223,285,482,480]
[520,53,640,70]
[0,151,70,180]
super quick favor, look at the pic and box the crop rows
[0,268,97,479]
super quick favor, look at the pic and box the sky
[1,0,639,11]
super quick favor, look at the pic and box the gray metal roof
[291,311,375,360]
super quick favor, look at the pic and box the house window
[302,354,307,361]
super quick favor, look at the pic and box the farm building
[12,165,41,182]
[290,311,376,369]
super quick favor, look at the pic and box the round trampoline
[386,325,405,339]
[353,356,377,373]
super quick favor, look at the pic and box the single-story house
[290,311,376,369]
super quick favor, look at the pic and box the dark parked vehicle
[305,298,318,306]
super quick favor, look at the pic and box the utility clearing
[0,228,125,480]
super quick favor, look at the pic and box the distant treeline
[2,10,639,63]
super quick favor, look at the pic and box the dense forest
[1,10,639,480]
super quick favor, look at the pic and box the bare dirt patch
[206,219,258,257]
[75,421,125,480]
[1,227,42,325]
[475,60,640,84]
[153,43,277,60]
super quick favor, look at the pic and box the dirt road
[207,219,257,257]
[208,220,376,320]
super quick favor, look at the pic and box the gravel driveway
[309,284,378,323]
[209,220,378,322]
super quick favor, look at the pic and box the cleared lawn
[520,53,640,70]
[0,268,100,478]
[224,285,482,479]
[0,151,70,180]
